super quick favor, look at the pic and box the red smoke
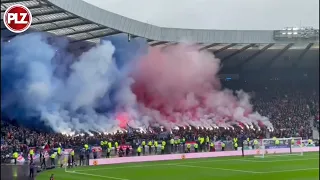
[128,44,272,130]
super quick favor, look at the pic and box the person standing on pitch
[29,161,35,178]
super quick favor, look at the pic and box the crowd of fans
[1,80,319,161]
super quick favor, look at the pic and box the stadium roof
[1,0,319,70]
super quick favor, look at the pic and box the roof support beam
[70,31,122,43]
[50,26,107,37]
[199,43,220,51]
[238,43,274,71]
[221,44,255,63]
[32,21,89,32]
[292,43,314,68]
[1,0,31,3]
[150,41,167,46]
[213,43,236,54]
[260,43,294,70]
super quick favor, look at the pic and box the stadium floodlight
[274,26,319,40]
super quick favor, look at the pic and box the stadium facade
[1,0,319,72]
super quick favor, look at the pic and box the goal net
[254,137,303,158]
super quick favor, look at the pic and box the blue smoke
[1,33,148,133]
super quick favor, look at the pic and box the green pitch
[37,152,319,180]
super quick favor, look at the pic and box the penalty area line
[260,167,319,174]
[66,170,130,180]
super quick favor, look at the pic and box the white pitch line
[172,164,259,174]
[259,167,319,173]
[66,170,130,180]
[237,157,319,163]
[74,154,318,172]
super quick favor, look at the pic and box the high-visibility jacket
[161,145,165,150]
[148,141,152,146]
[50,154,56,159]
[137,147,142,153]
[210,143,214,147]
[170,139,174,145]
[221,142,226,147]
[187,144,191,149]
[29,149,34,155]
[57,147,61,155]
[275,140,280,145]
[206,137,210,143]
[234,143,238,148]
[200,138,204,144]
[233,138,238,143]
[162,141,166,146]
[71,151,75,156]
[108,142,112,148]
[142,141,146,146]
[254,139,258,145]
[84,144,89,150]
[182,138,186,143]
[100,141,104,146]
[115,142,119,148]
[13,152,19,159]
[154,141,158,147]
[194,143,198,149]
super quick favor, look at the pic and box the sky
[82,0,319,30]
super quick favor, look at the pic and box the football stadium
[1,0,319,180]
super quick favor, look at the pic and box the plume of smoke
[1,33,273,132]
[1,33,138,133]
[132,44,273,130]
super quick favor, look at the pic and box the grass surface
[36,152,319,180]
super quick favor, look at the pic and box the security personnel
[115,142,119,154]
[162,140,166,154]
[137,146,142,156]
[253,139,259,149]
[13,151,18,165]
[170,138,174,153]
[141,140,146,155]
[154,141,158,154]
[85,149,90,165]
[275,139,280,146]
[84,144,89,151]
[29,149,34,162]
[291,139,295,146]
[194,143,199,152]
[161,145,165,154]
[57,147,62,157]
[70,150,75,166]
[50,153,56,166]
[221,142,226,151]
[200,137,205,152]
[233,137,238,144]
[181,137,186,152]
[106,148,111,158]
[100,141,104,149]
[308,139,313,145]
[174,139,178,152]
[57,147,62,166]
[206,136,210,151]
[187,143,191,153]
[210,142,215,152]
[148,140,153,154]
[234,142,238,150]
